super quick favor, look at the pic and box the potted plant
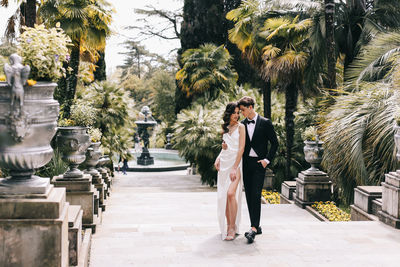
[302,126,324,172]
[0,24,70,192]
[56,102,96,178]
[83,128,103,178]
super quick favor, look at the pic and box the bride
[214,102,245,240]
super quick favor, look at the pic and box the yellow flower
[0,75,5,81]
[27,79,37,86]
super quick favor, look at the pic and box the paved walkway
[90,171,400,267]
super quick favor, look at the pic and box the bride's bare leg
[226,169,241,237]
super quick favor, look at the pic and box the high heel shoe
[225,226,236,241]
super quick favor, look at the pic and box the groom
[237,96,278,244]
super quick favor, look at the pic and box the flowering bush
[69,101,97,127]
[312,201,351,221]
[58,101,97,127]
[88,128,102,143]
[261,190,280,204]
[302,126,318,141]
[58,119,75,127]
[17,24,71,81]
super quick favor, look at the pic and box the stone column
[351,186,382,221]
[294,169,332,208]
[0,58,69,266]
[295,139,332,208]
[263,168,274,190]
[379,170,400,228]
[379,125,400,228]
[0,184,69,267]
[52,174,99,233]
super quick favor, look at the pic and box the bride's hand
[214,158,220,171]
[229,169,236,181]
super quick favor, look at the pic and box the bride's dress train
[217,127,243,240]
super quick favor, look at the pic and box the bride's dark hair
[222,102,238,134]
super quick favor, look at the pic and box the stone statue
[4,54,31,141]
[4,54,30,116]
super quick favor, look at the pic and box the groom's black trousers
[243,156,266,229]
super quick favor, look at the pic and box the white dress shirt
[246,113,270,165]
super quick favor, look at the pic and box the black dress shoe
[245,230,256,244]
[256,226,262,235]
[245,226,262,237]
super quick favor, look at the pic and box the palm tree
[176,43,238,101]
[321,31,400,204]
[260,16,312,179]
[39,0,113,117]
[226,0,273,118]
[1,0,38,39]
[172,104,222,186]
[325,0,336,90]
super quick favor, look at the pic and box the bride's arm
[229,124,245,180]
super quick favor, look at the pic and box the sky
[0,0,183,74]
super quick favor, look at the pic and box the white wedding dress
[217,127,243,240]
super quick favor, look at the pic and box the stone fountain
[135,106,157,165]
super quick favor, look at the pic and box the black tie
[247,119,255,124]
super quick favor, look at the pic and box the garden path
[90,170,400,267]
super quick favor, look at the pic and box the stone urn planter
[303,140,324,172]
[84,142,102,177]
[56,127,90,178]
[0,56,59,194]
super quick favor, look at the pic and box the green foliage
[302,126,318,141]
[88,127,102,143]
[176,43,238,100]
[77,81,135,156]
[35,149,68,178]
[68,100,97,127]
[172,104,222,186]
[120,74,154,109]
[321,84,398,205]
[269,92,314,188]
[180,0,226,51]
[150,71,176,124]
[17,24,71,81]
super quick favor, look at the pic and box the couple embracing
[214,96,278,243]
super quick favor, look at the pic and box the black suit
[242,115,278,229]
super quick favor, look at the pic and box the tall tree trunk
[94,51,107,81]
[285,83,298,179]
[63,44,80,118]
[262,79,271,119]
[325,0,336,92]
[25,0,36,27]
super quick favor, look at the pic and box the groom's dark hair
[238,96,255,108]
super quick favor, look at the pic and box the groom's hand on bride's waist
[222,141,228,150]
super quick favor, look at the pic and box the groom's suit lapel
[242,119,251,144]
[250,115,262,145]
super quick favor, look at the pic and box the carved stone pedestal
[280,181,296,204]
[68,205,91,267]
[98,168,111,197]
[379,170,400,228]
[0,185,69,267]
[295,169,332,208]
[263,168,274,190]
[351,186,382,221]
[52,174,99,233]
[89,172,106,212]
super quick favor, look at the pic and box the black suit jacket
[242,115,278,163]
